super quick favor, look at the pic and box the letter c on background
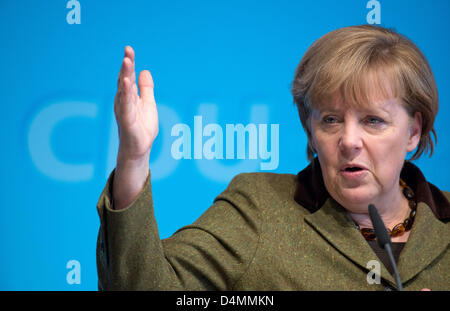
[27,101,97,182]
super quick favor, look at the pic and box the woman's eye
[322,116,338,124]
[365,116,384,125]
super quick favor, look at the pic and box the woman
[96,25,449,290]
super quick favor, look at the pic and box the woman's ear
[406,112,422,152]
[308,119,318,153]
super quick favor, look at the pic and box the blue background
[0,0,448,290]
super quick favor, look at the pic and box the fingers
[116,57,134,117]
[124,46,136,85]
[116,46,138,117]
[119,76,133,115]
[117,46,136,89]
[116,46,155,116]
[138,70,155,104]
[118,57,133,89]
[124,45,135,63]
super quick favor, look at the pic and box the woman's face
[310,95,422,213]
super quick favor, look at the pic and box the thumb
[138,70,155,103]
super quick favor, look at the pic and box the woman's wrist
[113,151,150,210]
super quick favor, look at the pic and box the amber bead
[403,187,414,200]
[404,218,412,230]
[360,228,377,240]
[391,223,406,236]
[408,200,417,209]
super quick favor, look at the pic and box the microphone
[368,204,403,291]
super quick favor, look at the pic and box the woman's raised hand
[115,46,159,162]
[112,46,159,210]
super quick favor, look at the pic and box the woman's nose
[338,122,363,156]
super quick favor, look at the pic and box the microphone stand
[368,204,403,291]
[383,243,403,291]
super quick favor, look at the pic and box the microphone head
[368,204,391,248]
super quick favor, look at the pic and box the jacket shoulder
[443,191,450,201]
[213,171,304,216]
[226,171,297,199]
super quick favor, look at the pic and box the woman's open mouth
[340,165,368,179]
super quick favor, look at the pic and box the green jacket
[96,160,449,290]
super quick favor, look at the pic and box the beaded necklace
[357,179,417,241]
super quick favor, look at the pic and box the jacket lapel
[304,198,396,285]
[397,202,449,284]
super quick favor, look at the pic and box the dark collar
[294,157,450,221]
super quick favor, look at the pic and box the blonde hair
[291,25,438,161]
